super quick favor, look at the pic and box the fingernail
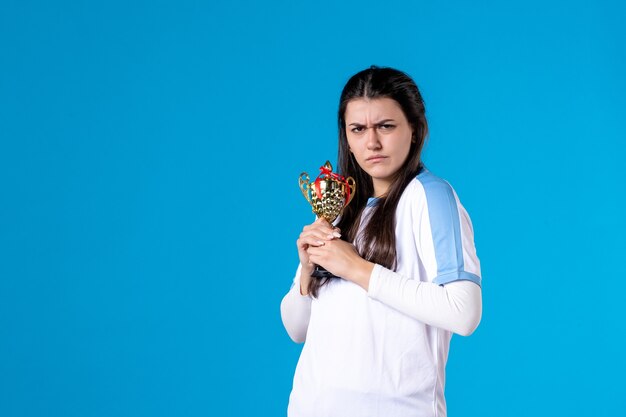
[316,240,324,245]
[332,232,342,238]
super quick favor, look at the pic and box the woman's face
[344,97,414,197]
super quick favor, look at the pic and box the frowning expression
[344,97,414,197]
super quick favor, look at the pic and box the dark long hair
[308,66,429,297]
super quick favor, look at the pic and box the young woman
[281,66,482,417]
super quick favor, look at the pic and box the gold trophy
[299,161,356,279]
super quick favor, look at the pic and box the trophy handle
[345,177,356,206]
[299,173,313,206]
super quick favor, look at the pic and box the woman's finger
[306,246,324,260]
[300,227,339,242]
[303,223,337,237]
[298,235,326,247]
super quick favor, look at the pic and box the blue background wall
[1,0,625,416]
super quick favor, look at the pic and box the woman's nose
[366,128,382,150]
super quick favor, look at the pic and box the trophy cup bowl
[299,161,356,279]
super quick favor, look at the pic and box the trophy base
[311,265,338,280]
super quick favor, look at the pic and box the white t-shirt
[284,168,482,417]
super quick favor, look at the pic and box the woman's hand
[296,218,341,295]
[306,238,375,291]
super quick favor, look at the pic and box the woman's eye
[379,124,395,130]
[351,126,365,133]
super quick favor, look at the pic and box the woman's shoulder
[403,167,459,207]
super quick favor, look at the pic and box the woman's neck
[372,180,391,198]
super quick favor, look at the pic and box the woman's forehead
[345,97,406,122]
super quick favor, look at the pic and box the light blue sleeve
[416,170,482,286]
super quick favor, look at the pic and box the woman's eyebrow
[348,118,395,126]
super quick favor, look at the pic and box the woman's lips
[367,155,387,163]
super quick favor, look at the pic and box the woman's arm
[362,174,481,335]
[367,264,482,336]
[307,240,482,336]
[282,218,340,343]
[280,265,312,343]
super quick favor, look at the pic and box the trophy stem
[311,265,337,280]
